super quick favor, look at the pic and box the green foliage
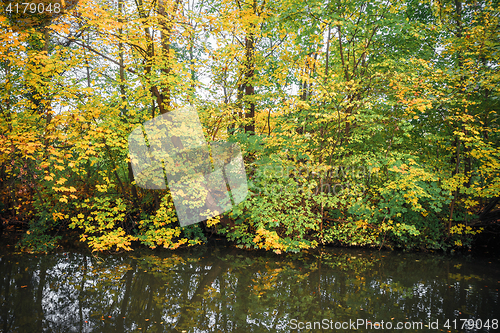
[17,215,62,253]
[224,159,322,253]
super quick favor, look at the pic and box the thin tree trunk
[243,18,256,134]
[118,0,140,209]
[157,0,181,114]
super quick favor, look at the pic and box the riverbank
[1,221,499,257]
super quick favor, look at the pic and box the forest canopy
[0,0,499,253]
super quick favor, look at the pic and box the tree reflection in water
[0,247,498,332]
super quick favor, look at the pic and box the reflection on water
[0,246,498,332]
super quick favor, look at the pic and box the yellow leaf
[56,178,67,185]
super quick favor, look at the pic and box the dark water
[0,245,499,333]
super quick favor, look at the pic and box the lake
[0,245,498,332]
